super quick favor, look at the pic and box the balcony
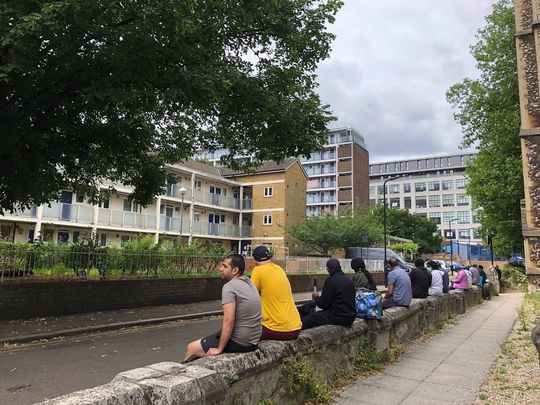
[42,203,94,223]
[307,196,336,204]
[190,221,247,238]
[300,152,336,163]
[98,208,157,230]
[9,206,38,218]
[159,216,191,233]
[305,167,336,176]
[164,184,193,199]
[192,190,244,209]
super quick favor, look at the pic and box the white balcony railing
[42,203,94,223]
[159,216,191,233]
[97,208,157,230]
[10,206,38,218]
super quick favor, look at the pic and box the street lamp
[448,218,458,275]
[178,186,188,245]
[383,176,399,286]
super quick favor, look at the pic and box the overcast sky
[316,0,495,163]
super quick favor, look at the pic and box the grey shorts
[200,331,257,353]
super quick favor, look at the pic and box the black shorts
[200,331,257,354]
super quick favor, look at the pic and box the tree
[288,210,382,256]
[0,0,343,213]
[370,206,442,254]
[446,0,523,257]
[390,242,419,261]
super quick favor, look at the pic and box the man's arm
[314,279,333,310]
[207,303,235,356]
[384,284,394,299]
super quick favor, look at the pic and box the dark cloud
[317,0,494,161]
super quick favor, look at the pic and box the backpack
[355,290,382,320]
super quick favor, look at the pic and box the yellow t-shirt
[250,262,302,332]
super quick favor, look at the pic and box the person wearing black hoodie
[298,258,356,329]
[409,258,432,298]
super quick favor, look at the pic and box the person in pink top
[450,268,469,290]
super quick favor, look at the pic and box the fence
[284,256,385,273]
[0,247,225,280]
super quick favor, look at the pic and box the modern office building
[193,124,370,217]
[369,153,482,244]
[0,159,307,256]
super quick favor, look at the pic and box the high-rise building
[369,153,481,244]
[193,124,370,217]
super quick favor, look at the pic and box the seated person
[469,264,480,286]
[382,257,412,309]
[464,267,473,287]
[183,254,261,362]
[426,260,444,296]
[450,267,469,290]
[298,259,356,330]
[409,258,432,298]
[250,245,302,340]
[351,257,377,291]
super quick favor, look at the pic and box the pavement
[336,292,524,405]
[0,292,314,345]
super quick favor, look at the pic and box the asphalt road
[0,317,222,405]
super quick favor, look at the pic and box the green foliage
[354,338,384,373]
[446,0,523,257]
[0,0,343,213]
[501,263,528,291]
[279,357,333,404]
[287,209,383,256]
[370,206,442,253]
[389,242,419,260]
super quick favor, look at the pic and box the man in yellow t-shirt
[250,245,302,340]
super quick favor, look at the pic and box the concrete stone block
[140,375,200,405]
[147,362,186,374]
[113,366,162,383]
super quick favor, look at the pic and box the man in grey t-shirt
[382,257,412,309]
[183,254,261,362]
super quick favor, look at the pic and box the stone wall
[39,288,483,405]
[0,274,330,321]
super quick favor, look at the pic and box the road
[0,317,222,405]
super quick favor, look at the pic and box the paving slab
[336,293,523,405]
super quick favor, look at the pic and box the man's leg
[301,310,334,330]
[183,339,206,362]
[381,298,396,309]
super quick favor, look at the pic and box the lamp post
[383,176,399,286]
[178,186,188,245]
[448,218,458,275]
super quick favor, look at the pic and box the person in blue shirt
[382,257,412,309]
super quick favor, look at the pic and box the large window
[442,194,454,207]
[389,184,400,194]
[443,212,456,224]
[428,181,440,191]
[123,199,139,212]
[457,211,470,224]
[456,194,469,206]
[428,195,440,208]
[415,196,427,208]
[458,229,470,239]
[404,197,412,209]
[415,182,426,192]
[455,179,467,189]
[263,215,273,225]
[442,180,454,190]
[369,186,376,195]
[390,198,400,208]
[429,212,441,224]
[403,183,411,193]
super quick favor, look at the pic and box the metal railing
[0,247,225,280]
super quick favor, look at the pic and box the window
[263,215,272,225]
[457,211,470,224]
[73,231,80,243]
[456,179,467,189]
[403,183,411,193]
[442,194,454,207]
[389,184,400,194]
[415,196,427,208]
[42,229,54,242]
[404,197,412,209]
[473,228,481,239]
[472,210,480,224]
[264,187,273,197]
[416,213,427,218]
[390,198,400,208]
[442,180,453,190]
[195,181,202,191]
[99,197,110,209]
[415,182,426,192]
[377,185,386,194]
[456,194,469,206]
[123,199,139,212]
[76,194,84,203]
[99,233,107,246]
[121,235,131,246]
[458,229,470,239]
[429,212,441,225]
[428,195,440,208]
[443,212,456,224]
[428,181,440,191]
[369,186,376,195]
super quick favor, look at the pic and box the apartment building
[0,159,307,256]
[193,124,370,217]
[369,153,481,243]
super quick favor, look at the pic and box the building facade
[193,124,370,217]
[0,159,307,257]
[369,153,482,244]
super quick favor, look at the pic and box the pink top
[452,270,469,289]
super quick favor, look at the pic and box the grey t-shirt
[222,275,262,346]
[387,267,412,306]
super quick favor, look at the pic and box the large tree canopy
[0,0,342,212]
[446,0,523,257]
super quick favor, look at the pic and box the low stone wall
[0,274,332,320]
[40,288,483,405]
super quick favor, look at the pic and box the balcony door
[210,186,221,205]
[60,191,73,220]
[208,213,221,235]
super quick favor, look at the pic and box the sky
[316,0,496,163]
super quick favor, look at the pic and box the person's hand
[206,348,222,356]
[312,292,320,300]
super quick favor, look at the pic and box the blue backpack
[355,290,382,320]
